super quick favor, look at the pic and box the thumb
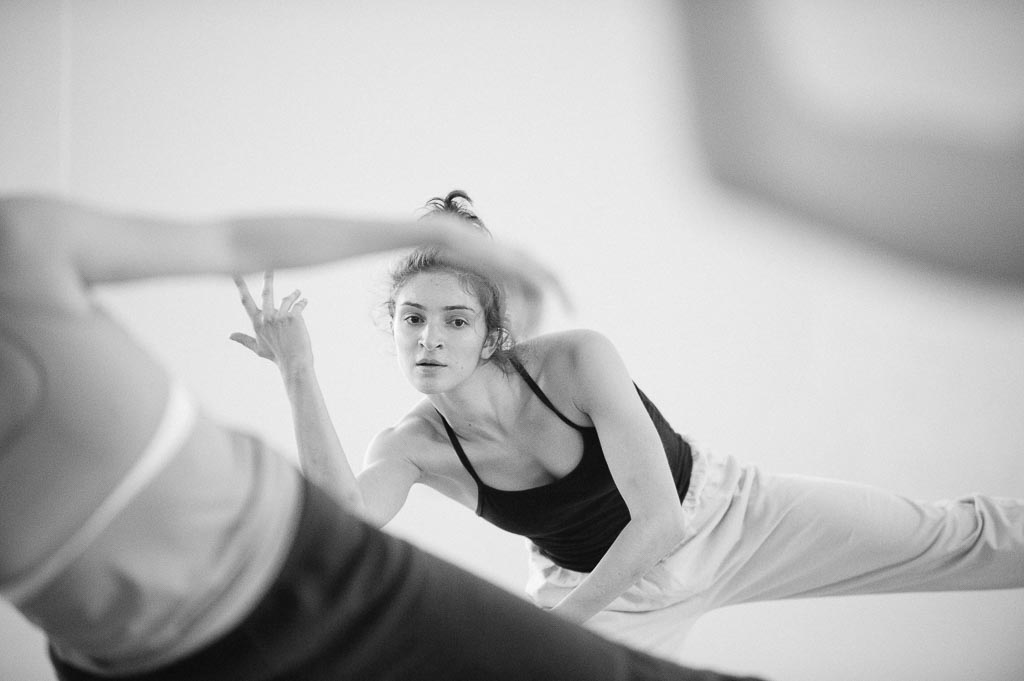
[229,332,259,354]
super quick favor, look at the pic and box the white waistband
[1,381,197,604]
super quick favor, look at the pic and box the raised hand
[230,271,314,374]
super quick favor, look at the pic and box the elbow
[643,509,688,559]
[335,488,371,520]
[309,472,367,517]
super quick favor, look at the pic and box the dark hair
[385,190,518,374]
[421,189,488,233]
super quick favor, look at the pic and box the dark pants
[51,478,762,681]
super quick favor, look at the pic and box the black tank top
[436,359,692,573]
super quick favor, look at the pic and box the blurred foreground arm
[0,194,569,316]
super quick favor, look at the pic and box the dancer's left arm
[548,331,688,624]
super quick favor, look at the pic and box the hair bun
[422,189,489,235]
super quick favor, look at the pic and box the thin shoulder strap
[510,358,587,432]
[435,409,486,487]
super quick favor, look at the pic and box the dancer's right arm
[231,272,418,524]
[229,272,357,509]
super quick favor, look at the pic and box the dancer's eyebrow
[398,301,478,313]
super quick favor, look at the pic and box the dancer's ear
[480,330,500,360]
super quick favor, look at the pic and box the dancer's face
[393,271,495,394]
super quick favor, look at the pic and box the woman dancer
[0,193,761,681]
[236,190,1024,658]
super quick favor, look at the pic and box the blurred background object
[682,1,1024,283]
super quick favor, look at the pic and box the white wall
[2,2,1022,680]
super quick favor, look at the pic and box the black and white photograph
[2,2,1023,680]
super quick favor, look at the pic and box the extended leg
[51,478,765,681]
[697,462,1024,609]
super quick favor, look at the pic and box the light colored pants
[525,447,1024,657]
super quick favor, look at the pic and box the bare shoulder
[517,329,619,376]
[0,194,41,226]
[0,195,50,262]
[513,330,622,423]
[0,195,91,309]
[0,194,70,244]
[364,400,479,501]
[365,399,449,468]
